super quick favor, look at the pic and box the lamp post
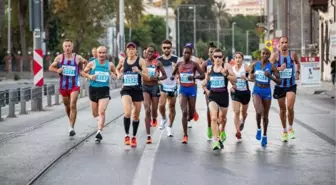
[232,22,236,55]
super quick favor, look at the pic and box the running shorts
[231,90,251,105]
[179,85,197,97]
[273,84,297,99]
[252,86,272,100]
[142,84,161,97]
[160,84,177,97]
[89,86,110,103]
[59,86,80,97]
[209,91,229,108]
[120,87,144,102]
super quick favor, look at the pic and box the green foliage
[252,50,261,60]
[196,39,209,59]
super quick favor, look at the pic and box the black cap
[126,42,137,48]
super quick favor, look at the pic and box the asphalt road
[0,85,335,185]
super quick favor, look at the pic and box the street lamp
[232,22,236,55]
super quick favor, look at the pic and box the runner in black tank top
[202,48,236,150]
[116,42,150,148]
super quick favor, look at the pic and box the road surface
[0,86,335,185]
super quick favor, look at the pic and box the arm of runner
[269,52,277,64]
[83,61,95,80]
[201,71,210,95]
[223,63,237,83]
[116,58,124,79]
[248,61,256,82]
[157,61,167,81]
[49,55,63,74]
[171,61,181,80]
[271,64,281,85]
[194,62,205,80]
[76,55,87,77]
[137,58,150,81]
[292,51,301,80]
[109,62,117,79]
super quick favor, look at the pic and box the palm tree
[212,1,230,47]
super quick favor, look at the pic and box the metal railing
[0,78,123,121]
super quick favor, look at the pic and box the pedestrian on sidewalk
[331,57,335,86]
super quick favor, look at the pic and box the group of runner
[49,36,300,150]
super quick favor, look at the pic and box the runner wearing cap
[116,42,149,147]
[171,44,205,144]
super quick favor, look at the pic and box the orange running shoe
[151,119,158,127]
[146,136,152,144]
[193,111,199,122]
[124,136,130,145]
[182,135,188,144]
[131,137,137,147]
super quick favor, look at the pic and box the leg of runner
[166,96,176,136]
[232,100,242,139]
[219,107,228,143]
[131,101,142,147]
[253,95,263,141]
[286,92,296,139]
[187,96,196,123]
[95,98,109,142]
[151,96,160,128]
[277,97,288,142]
[261,98,271,147]
[240,103,249,131]
[158,93,168,129]
[143,92,152,144]
[180,94,189,143]
[205,95,212,140]
[62,96,74,136]
[209,101,221,150]
[69,91,79,136]
[122,95,132,145]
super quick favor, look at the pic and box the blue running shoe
[261,136,267,147]
[256,129,261,140]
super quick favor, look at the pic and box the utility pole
[193,5,197,56]
[165,0,169,40]
[7,0,11,72]
[266,0,270,40]
[33,0,42,51]
[119,0,125,52]
[246,30,249,55]
[300,0,305,56]
[216,17,220,47]
[177,7,180,55]
[232,22,236,55]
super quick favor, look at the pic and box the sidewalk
[297,80,335,98]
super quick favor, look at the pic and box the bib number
[95,71,109,83]
[180,73,193,84]
[62,65,76,77]
[147,67,156,77]
[279,68,292,79]
[162,84,176,92]
[210,76,225,88]
[255,70,268,83]
[236,78,247,91]
[123,73,139,86]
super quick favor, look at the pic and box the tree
[18,0,28,67]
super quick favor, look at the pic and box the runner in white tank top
[230,52,253,140]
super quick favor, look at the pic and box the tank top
[254,61,272,85]
[158,55,178,91]
[233,63,249,92]
[276,51,296,88]
[178,62,195,87]
[58,54,80,90]
[122,57,142,89]
[89,59,110,87]
[205,59,213,89]
[146,60,160,79]
[209,66,228,92]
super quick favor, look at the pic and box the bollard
[0,92,5,121]
[54,86,60,105]
[20,88,28,114]
[46,84,52,107]
[7,89,18,118]
[31,87,43,111]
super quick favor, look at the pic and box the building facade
[225,0,264,16]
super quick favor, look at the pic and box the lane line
[132,129,164,185]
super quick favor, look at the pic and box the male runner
[157,40,179,136]
[83,46,117,142]
[49,39,87,136]
[270,36,300,142]
[202,42,216,139]
[89,47,97,61]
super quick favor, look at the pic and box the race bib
[147,67,156,77]
[279,68,292,79]
[123,73,139,86]
[210,76,225,88]
[95,71,109,83]
[180,73,193,84]
[62,65,76,77]
[162,84,176,92]
[255,70,268,83]
[236,78,247,91]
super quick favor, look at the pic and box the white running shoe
[188,122,192,128]
[166,126,173,137]
[159,119,167,130]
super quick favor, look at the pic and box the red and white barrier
[33,49,44,86]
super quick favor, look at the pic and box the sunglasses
[163,47,171,50]
[213,55,223,59]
